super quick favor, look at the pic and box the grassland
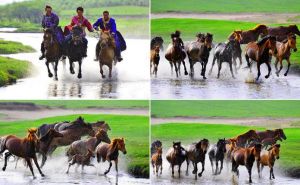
[152,123,300,177]
[151,0,300,13]
[0,39,35,54]
[0,114,149,178]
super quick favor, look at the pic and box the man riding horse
[39,5,64,60]
[64,7,94,57]
[93,10,126,62]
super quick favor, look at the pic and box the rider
[40,5,60,60]
[93,10,123,62]
[64,7,94,57]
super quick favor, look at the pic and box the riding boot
[39,42,45,60]
[116,49,123,62]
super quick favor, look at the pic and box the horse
[256,129,287,141]
[66,149,95,174]
[151,36,164,51]
[228,24,268,44]
[261,135,282,149]
[151,140,162,156]
[234,129,260,147]
[43,28,62,80]
[151,45,160,77]
[208,138,226,175]
[231,144,262,183]
[231,30,243,70]
[65,26,86,79]
[96,138,127,175]
[165,36,188,77]
[210,39,236,79]
[151,146,163,176]
[273,33,297,77]
[225,138,237,167]
[0,128,44,178]
[66,129,111,161]
[186,139,209,179]
[257,144,280,180]
[97,30,116,79]
[186,33,213,79]
[267,25,300,42]
[245,35,277,81]
[166,142,187,178]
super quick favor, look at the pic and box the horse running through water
[0,128,44,178]
[257,144,280,180]
[150,45,160,77]
[186,139,209,179]
[208,138,226,175]
[267,25,300,42]
[66,149,95,174]
[151,146,163,176]
[96,138,127,175]
[234,129,260,147]
[166,142,187,178]
[186,33,213,79]
[231,144,262,183]
[97,31,116,79]
[245,36,277,81]
[43,28,62,80]
[228,24,268,44]
[273,33,297,76]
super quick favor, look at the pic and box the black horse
[151,36,164,51]
[208,138,227,175]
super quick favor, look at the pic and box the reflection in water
[100,81,117,99]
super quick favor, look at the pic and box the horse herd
[151,128,286,183]
[0,116,127,178]
[43,27,117,80]
[150,24,299,81]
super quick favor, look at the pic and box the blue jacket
[42,12,59,29]
[93,18,117,34]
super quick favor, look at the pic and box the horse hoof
[284,73,288,76]
[102,75,106,79]
[2,167,5,171]
[203,76,207,80]
[41,173,45,177]
[104,171,109,175]
[184,72,188,75]
[265,75,269,79]
[48,73,53,78]
[71,71,75,75]
[78,74,82,79]
[198,173,202,177]
[55,77,58,81]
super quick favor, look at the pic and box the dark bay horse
[166,142,187,178]
[258,144,280,180]
[267,25,300,42]
[245,36,277,81]
[186,139,209,179]
[0,128,44,178]
[96,138,127,175]
[228,24,268,44]
[273,34,297,76]
[43,28,62,80]
[256,129,287,141]
[234,129,260,147]
[231,144,262,183]
[208,138,226,175]
[186,33,213,79]
[151,45,160,77]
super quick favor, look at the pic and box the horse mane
[108,138,120,151]
[251,24,266,31]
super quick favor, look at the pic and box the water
[0,32,150,99]
[151,50,300,99]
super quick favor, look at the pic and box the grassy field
[151,0,300,13]
[0,39,35,54]
[0,114,149,178]
[151,18,300,66]
[151,100,300,118]
[151,123,300,177]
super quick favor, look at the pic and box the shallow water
[151,50,300,99]
[0,32,149,99]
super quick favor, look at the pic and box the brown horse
[66,129,111,161]
[273,33,297,77]
[231,144,262,183]
[166,141,187,178]
[233,129,260,147]
[225,138,237,165]
[43,28,62,80]
[151,45,160,77]
[97,31,116,78]
[261,135,282,149]
[96,138,127,175]
[228,24,268,44]
[0,128,44,178]
[231,30,243,70]
[257,144,280,180]
[151,146,163,176]
[66,149,95,174]
[245,35,277,81]
[256,129,287,141]
[267,25,300,42]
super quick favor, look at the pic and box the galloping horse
[150,45,160,77]
[166,142,187,178]
[208,138,226,175]
[43,28,62,80]
[151,140,162,156]
[267,25,300,42]
[65,26,86,79]
[186,139,209,179]
[228,24,268,44]
[186,33,213,79]
[257,144,280,180]
[273,33,297,76]
[231,144,262,183]
[96,138,127,175]
[234,129,260,147]
[256,129,287,141]
[0,128,44,178]
[151,146,163,176]
[97,31,116,78]
[245,36,277,81]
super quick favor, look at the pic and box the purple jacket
[42,12,59,29]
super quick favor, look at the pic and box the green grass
[0,114,149,178]
[151,0,300,13]
[151,100,300,118]
[0,56,32,86]
[152,123,300,176]
[0,39,35,54]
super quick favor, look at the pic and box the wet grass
[0,114,149,178]
[151,100,300,118]
[151,123,300,177]
[151,0,300,13]
[0,39,35,54]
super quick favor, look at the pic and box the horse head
[268,144,280,160]
[99,31,116,49]
[253,24,268,36]
[71,26,83,46]
[289,24,300,36]
[205,33,213,50]
[96,129,111,144]
[43,28,55,49]
[275,128,287,140]
[217,138,226,153]
[287,33,297,52]
[196,32,205,42]
[173,141,183,155]
[155,146,163,157]
[154,45,160,57]
[233,30,243,43]
[116,138,127,154]
[196,139,209,153]
[27,128,39,151]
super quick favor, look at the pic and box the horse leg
[209,55,216,75]
[99,63,105,78]
[54,60,58,81]
[229,62,235,79]
[170,62,173,76]
[265,61,271,79]
[256,63,261,81]
[178,164,181,178]
[219,160,224,174]
[46,61,53,78]
[178,61,181,76]
[275,58,280,76]
[209,157,214,174]
[33,156,45,177]
[171,164,174,177]
[160,163,163,175]
[104,161,112,175]
[238,55,242,70]
[155,64,158,77]
[66,159,75,174]
[257,160,261,178]
[202,61,208,79]
[115,159,118,174]
[245,54,252,73]
[271,166,275,179]
[15,157,19,169]
[2,152,12,171]
[284,58,291,76]
[215,160,219,175]
[247,165,253,183]
[186,159,189,175]
[190,62,194,78]
[182,60,188,75]
[26,158,35,178]
[77,60,82,79]
[41,153,47,168]
[198,161,205,177]
[217,60,222,79]
[174,61,179,78]
[108,63,112,78]
[69,60,75,74]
